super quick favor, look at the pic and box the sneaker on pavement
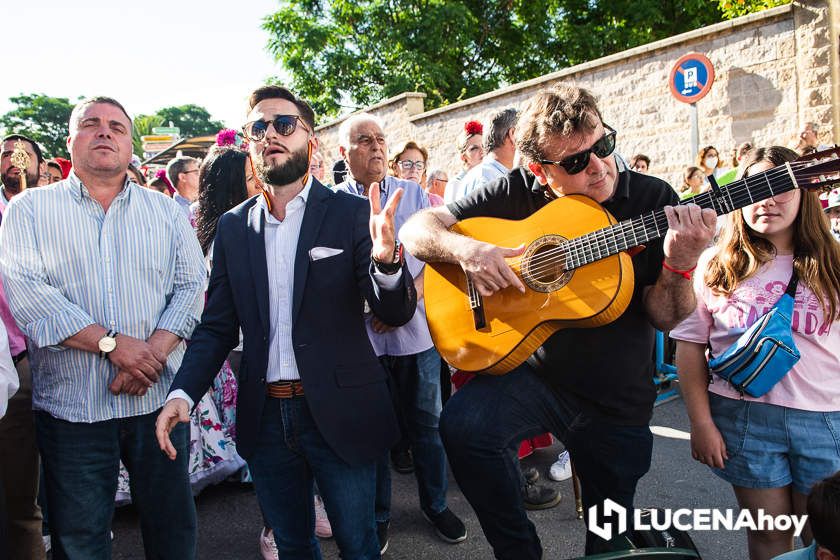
[422,507,467,544]
[391,448,414,474]
[521,465,540,485]
[259,527,279,560]
[523,480,561,510]
[549,450,573,482]
[314,495,333,539]
[377,520,390,555]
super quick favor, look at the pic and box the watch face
[99,337,117,353]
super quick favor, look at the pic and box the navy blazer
[169,180,416,466]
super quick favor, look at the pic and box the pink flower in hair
[154,169,175,194]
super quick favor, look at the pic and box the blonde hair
[704,146,840,322]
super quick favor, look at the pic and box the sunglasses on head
[538,126,617,175]
[242,115,309,142]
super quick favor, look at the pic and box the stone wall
[315,0,837,188]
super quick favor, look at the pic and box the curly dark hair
[194,146,250,255]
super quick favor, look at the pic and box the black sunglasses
[538,126,617,175]
[243,115,309,142]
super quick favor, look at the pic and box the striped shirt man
[0,172,205,423]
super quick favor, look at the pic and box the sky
[1,0,284,129]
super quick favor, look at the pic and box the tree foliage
[150,105,225,138]
[263,0,728,119]
[718,0,791,19]
[0,93,75,158]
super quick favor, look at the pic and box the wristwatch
[98,329,118,359]
[372,241,403,275]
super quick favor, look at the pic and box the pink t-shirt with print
[670,249,840,412]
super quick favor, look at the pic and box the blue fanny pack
[708,271,800,398]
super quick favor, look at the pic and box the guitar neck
[563,165,798,270]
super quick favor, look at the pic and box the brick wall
[315,0,837,189]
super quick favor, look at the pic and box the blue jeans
[35,409,195,560]
[709,393,840,494]
[440,365,653,559]
[247,396,379,560]
[376,347,448,523]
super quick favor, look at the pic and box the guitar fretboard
[561,164,797,270]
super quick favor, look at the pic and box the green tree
[718,0,791,19]
[0,93,75,158]
[152,104,225,138]
[263,0,726,119]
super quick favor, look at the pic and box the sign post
[669,53,715,163]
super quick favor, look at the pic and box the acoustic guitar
[424,148,840,374]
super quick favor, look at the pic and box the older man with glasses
[334,116,467,554]
[400,83,716,558]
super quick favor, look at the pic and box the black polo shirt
[448,167,679,425]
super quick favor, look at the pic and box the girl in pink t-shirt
[671,146,840,560]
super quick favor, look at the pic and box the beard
[1,168,40,193]
[255,145,310,186]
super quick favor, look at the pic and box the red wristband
[662,260,697,280]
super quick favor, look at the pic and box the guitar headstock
[792,146,840,193]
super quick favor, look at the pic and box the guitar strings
[519,164,835,278]
[509,163,836,279]
[514,165,800,275]
[520,165,825,278]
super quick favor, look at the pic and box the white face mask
[704,156,718,169]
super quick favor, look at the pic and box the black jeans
[440,364,653,559]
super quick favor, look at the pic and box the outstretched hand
[369,182,404,262]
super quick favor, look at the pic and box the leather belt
[266,380,305,399]
[12,350,27,366]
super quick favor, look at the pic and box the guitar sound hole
[531,245,565,283]
[521,234,573,293]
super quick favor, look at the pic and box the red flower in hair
[465,121,483,135]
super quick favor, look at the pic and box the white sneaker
[259,527,279,560]
[314,495,333,539]
[549,450,572,481]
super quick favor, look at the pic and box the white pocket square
[309,247,344,261]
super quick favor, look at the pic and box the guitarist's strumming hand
[662,204,717,269]
[369,182,404,262]
[455,239,527,297]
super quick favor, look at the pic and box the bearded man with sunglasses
[156,86,416,559]
[400,84,716,558]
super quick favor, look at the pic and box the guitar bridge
[466,277,487,330]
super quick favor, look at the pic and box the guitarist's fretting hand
[369,182,404,262]
[662,204,717,268]
[456,239,527,296]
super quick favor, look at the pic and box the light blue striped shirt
[334,175,434,356]
[0,173,205,423]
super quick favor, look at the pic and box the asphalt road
[110,395,753,559]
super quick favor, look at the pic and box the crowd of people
[0,80,837,560]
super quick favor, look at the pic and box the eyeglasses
[538,126,617,175]
[397,160,426,171]
[243,115,309,142]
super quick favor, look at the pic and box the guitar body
[424,195,635,374]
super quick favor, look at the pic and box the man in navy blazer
[156,86,416,560]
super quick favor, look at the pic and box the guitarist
[400,83,717,557]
